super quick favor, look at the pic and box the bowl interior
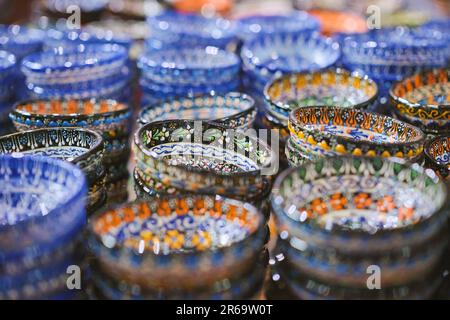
[275,158,447,232]
[92,196,261,254]
[426,136,450,166]
[266,70,377,110]
[0,155,84,226]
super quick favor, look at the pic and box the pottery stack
[271,156,450,299]
[87,195,268,300]
[0,155,88,299]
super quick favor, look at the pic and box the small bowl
[241,32,340,83]
[88,195,266,290]
[134,120,276,198]
[424,134,450,180]
[21,43,128,85]
[237,12,320,42]
[147,11,238,49]
[264,68,378,123]
[138,47,240,86]
[288,106,425,160]
[0,25,45,59]
[271,156,450,255]
[138,92,256,129]
[0,154,87,262]
[390,68,450,134]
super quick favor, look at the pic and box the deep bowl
[288,106,425,160]
[0,154,87,261]
[390,68,450,134]
[138,92,256,129]
[134,120,276,198]
[271,156,449,254]
[424,134,450,181]
[88,195,266,289]
[264,68,378,123]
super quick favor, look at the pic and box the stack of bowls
[271,156,450,299]
[0,154,87,299]
[145,11,238,51]
[263,68,379,163]
[138,92,257,130]
[341,28,449,108]
[241,31,340,111]
[389,68,450,136]
[137,46,240,106]
[236,12,320,42]
[19,43,131,102]
[0,50,17,135]
[133,119,276,220]
[424,135,450,182]
[0,128,106,214]
[87,195,268,300]
[9,99,132,205]
[286,106,426,166]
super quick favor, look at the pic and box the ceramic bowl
[288,106,425,160]
[134,120,276,198]
[147,11,238,50]
[237,12,320,42]
[21,43,128,85]
[0,154,87,262]
[138,92,256,129]
[424,134,450,181]
[241,31,340,84]
[138,47,240,86]
[264,68,378,123]
[88,195,266,290]
[390,68,450,134]
[271,156,450,255]
[0,25,45,59]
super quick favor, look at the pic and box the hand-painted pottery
[288,106,425,160]
[424,135,450,181]
[285,137,315,167]
[0,154,87,262]
[264,68,378,123]
[0,25,45,59]
[271,157,449,255]
[147,11,238,50]
[390,68,450,134]
[237,12,320,42]
[134,120,276,198]
[21,43,128,86]
[277,228,448,288]
[138,92,256,129]
[88,195,266,289]
[138,47,240,86]
[241,31,340,82]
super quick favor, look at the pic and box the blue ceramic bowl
[0,25,45,60]
[138,46,240,86]
[237,12,320,42]
[138,92,256,129]
[147,11,238,50]
[241,31,340,87]
[0,154,87,262]
[21,43,128,85]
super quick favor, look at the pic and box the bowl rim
[264,67,379,112]
[134,119,276,179]
[138,92,255,126]
[389,67,450,112]
[0,127,104,165]
[288,105,426,149]
[424,134,450,173]
[271,155,450,237]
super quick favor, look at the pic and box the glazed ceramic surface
[134,120,275,198]
[424,135,450,180]
[0,25,45,59]
[390,68,450,134]
[288,106,425,159]
[138,92,256,129]
[264,68,378,122]
[88,195,266,289]
[271,157,449,254]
